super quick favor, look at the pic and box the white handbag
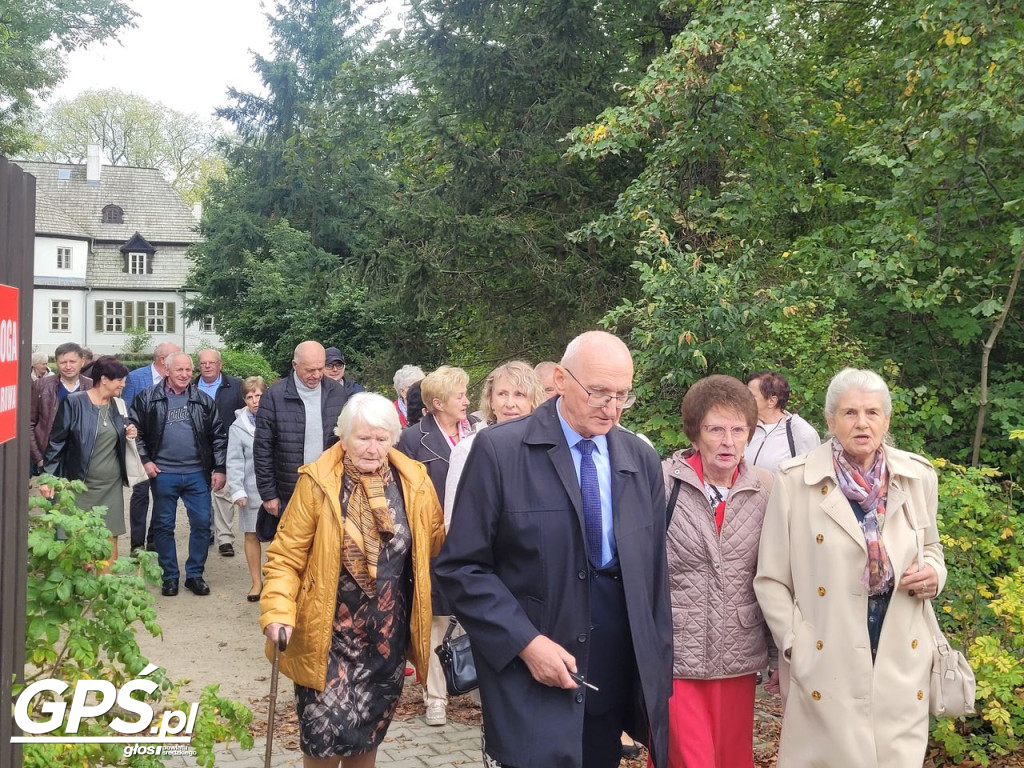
[911,506,977,718]
[113,397,148,487]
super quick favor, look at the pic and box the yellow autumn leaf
[988,61,997,75]
[1001,527,1014,540]
[940,29,955,47]
[958,35,971,45]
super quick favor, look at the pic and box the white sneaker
[425,701,446,726]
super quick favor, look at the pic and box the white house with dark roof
[17,145,222,356]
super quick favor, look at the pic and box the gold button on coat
[816,641,823,650]
[821,486,829,495]
[816,533,824,543]
[917,690,924,700]
[812,691,822,701]
[818,586,826,596]
[911,639,918,649]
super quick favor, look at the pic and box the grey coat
[226,408,261,510]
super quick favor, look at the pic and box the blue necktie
[577,439,604,568]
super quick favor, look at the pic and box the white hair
[393,364,425,396]
[32,352,48,366]
[824,368,892,421]
[335,392,402,444]
[164,352,194,370]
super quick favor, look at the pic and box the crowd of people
[29,334,947,768]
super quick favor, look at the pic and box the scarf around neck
[341,453,396,597]
[831,439,894,596]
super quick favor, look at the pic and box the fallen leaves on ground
[248,678,1024,768]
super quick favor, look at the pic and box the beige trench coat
[754,442,946,768]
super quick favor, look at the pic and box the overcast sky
[48,0,408,123]
[50,0,275,120]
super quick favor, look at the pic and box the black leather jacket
[129,383,227,475]
[43,391,129,483]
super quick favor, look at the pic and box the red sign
[0,284,19,444]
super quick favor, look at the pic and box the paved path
[118,498,484,767]
[165,716,481,767]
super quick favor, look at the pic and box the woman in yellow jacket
[261,392,444,768]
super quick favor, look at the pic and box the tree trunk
[972,247,1024,466]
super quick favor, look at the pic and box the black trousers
[129,479,154,549]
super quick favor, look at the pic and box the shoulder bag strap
[786,415,796,457]
[666,476,682,528]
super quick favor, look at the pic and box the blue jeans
[151,471,212,582]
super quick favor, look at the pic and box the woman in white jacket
[754,368,946,767]
[226,375,268,601]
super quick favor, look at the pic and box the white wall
[34,236,88,281]
[32,288,85,352]
[31,288,224,357]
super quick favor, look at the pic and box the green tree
[187,0,394,371]
[377,0,674,365]
[28,88,223,200]
[567,0,1024,473]
[0,0,136,154]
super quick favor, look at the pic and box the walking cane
[265,627,288,768]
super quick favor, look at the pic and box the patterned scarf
[341,454,396,597]
[831,439,894,596]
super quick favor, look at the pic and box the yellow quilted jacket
[259,443,444,690]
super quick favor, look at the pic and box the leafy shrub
[930,460,1023,764]
[19,479,253,767]
[213,345,277,382]
[120,325,153,358]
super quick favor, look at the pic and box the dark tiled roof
[14,161,199,243]
[35,193,92,239]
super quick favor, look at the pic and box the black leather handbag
[434,616,478,696]
[255,504,280,543]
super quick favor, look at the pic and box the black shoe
[145,540,156,552]
[161,580,179,597]
[130,547,141,558]
[218,543,235,557]
[621,743,641,760]
[184,577,210,596]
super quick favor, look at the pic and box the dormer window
[57,169,72,181]
[102,204,124,224]
[128,252,148,274]
[120,232,155,274]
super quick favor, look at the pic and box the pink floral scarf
[832,440,895,596]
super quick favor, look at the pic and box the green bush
[930,459,1024,764]
[19,479,253,767]
[211,345,277,382]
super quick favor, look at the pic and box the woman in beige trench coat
[754,368,946,768]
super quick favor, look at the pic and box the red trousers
[657,674,757,768]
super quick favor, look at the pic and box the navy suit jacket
[435,397,671,768]
[122,365,157,413]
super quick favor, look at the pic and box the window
[56,246,72,270]
[146,301,166,333]
[201,315,216,332]
[50,301,70,332]
[57,169,72,181]
[128,252,148,275]
[102,204,124,224]
[103,301,124,332]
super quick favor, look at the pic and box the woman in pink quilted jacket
[660,375,776,768]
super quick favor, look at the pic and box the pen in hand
[569,672,599,692]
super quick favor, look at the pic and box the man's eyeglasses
[326,363,345,370]
[702,424,749,441]
[563,368,636,410]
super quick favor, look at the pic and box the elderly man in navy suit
[122,341,180,555]
[437,331,671,768]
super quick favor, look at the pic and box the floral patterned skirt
[294,479,412,758]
